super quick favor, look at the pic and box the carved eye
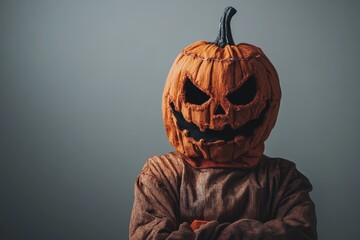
[184,78,210,105]
[227,75,257,105]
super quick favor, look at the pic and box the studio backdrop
[1,1,359,239]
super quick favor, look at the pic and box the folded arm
[193,165,317,240]
[129,172,195,240]
[129,158,317,240]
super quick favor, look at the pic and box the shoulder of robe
[139,151,186,184]
[259,155,297,172]
[258,155,312,190]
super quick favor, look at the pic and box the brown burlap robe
[129,152,317,239]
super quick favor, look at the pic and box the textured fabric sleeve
[129,171,195,240]
[194,162,317,240]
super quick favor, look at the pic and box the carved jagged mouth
[170,102,268,142]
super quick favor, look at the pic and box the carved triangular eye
[184,78,210,105]
[227,75,257,105]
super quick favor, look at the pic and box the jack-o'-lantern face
[162,7,281,166]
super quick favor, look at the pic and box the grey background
[0,0,359,239]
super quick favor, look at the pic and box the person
[129,6,317,240]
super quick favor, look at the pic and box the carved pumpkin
[162,7,281,168]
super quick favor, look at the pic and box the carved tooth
[212,139,225,145]
[234,135,244,144]
[199,125,207,132]
[183,129,189,137]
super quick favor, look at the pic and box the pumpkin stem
[213,6,237,48]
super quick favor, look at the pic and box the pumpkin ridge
[182,51,261,62]
[197,44,215,60]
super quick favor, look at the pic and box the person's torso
[144,152,288,224]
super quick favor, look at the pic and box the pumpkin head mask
[162,7,281,168]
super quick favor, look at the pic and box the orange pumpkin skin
[162,9,281,168]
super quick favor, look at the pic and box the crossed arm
[129,166,317,240]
